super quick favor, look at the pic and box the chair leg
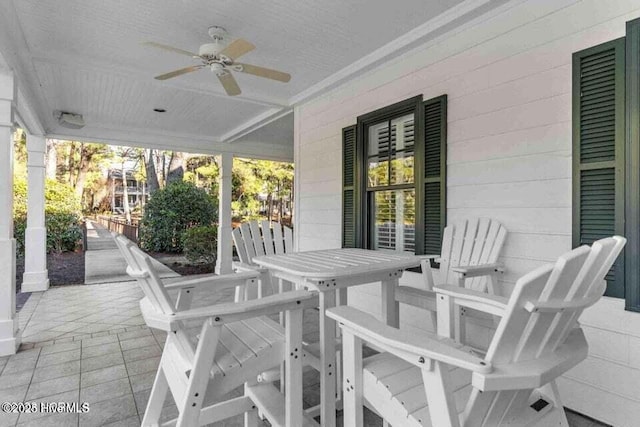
[342,330,363,427]
[176,321,221,427]
[285,308,303,427]
[244,408,259,427]
[142,365,170,426]
[537,382,569,427]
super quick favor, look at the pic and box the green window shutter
[417,95,447,255]
[572,38,625,298]
[342,125,359,248]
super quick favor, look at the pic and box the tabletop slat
[253,248,423,279]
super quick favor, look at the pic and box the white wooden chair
[329,236,625,427]
[232,220,294,298]
[395,218,507,335]
[113,234,318,427]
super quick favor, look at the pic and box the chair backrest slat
[240,223,257,262]
[273,223,285,255]
[249,220,266,257]
[262,220,275,255]
[232,227,250,264]
[284,226,294,253]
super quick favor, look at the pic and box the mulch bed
[15,251,86,292]
[146,252,215,275]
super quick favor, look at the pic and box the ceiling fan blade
[143,41,198,57]
[217,72,241,96]
[235,63,291,83]
[154,66,202,80]
[219,39,255,60]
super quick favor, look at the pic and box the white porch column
[0,71,20,356]
[21,134,49,292]
[215,152,233,275]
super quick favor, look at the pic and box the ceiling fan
[144,26,291,96]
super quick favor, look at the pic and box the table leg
[319,290,337,427]
[381,278,399,328]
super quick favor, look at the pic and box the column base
[0,318,20,356]
[21,270,50,292]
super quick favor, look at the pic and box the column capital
[26,134,46,153]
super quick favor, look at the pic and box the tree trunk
[45,139,57,179]
[122,163,131,224]
[145,149,160,193]
[67,141,77,186]
[74,144,90,199]
[166,151,185,184]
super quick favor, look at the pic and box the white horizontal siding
[294,0,640,424]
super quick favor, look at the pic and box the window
[572,17,640,312]
[342,95,447,255]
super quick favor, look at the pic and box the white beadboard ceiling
[0,0,506,160]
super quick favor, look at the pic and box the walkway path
[84,221,179,284]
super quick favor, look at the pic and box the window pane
[390,150,414,185]
[368,121,390,156]
[368,156,388,187]
[390,114,415,151]
[371,189,415,252]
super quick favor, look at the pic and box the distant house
[107,169,148,214]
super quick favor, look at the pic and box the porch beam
[216,152,233,275]
[0,71,20,356]
[21,134,49,292]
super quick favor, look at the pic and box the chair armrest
[434,285,508,317]
[472,328,588,391]
[450,263,505,277]
[395,286,437,311]
[173,290,318,325]
[327,306,491,374]
[163,271,260,292]
[233,262,269,273]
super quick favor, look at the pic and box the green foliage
[183,226,217,266]
[139,181,217,252]
[13,177,83,255]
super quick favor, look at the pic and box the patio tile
[17,412,78,427]
[81,352,125,373]
[0,411,19,427]
[0,384,28,403]
[6,349,40,361]
[122,345,161,363]
[81,334,118,348]
[31,360,80,383]
[128,371,156,393]
[80,378,132,405]
[15,390,79,424]
[39,341,81,355]
[124,356,160,376]
[36,348,81,367]
[81,364,127,388]
[1,357,38,375]
[26,374,79,400]
[119,335,156,351]
[81,342,121,359]
[0,370,33,390]
[117,328,151,342]
[102,416,141,427]
[79,394,137,427]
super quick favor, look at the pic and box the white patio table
[253,248,424,427]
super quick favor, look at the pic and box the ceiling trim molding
[221,107,292,143]
[46,128,293,162]
[287,0,510,107]
[15,88,45,135]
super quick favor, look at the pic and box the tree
[166,151,186,184]
[145,148,160,193]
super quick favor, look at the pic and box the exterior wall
[294,0,640,425]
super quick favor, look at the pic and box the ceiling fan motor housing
[199,43,225,57]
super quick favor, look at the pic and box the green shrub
[183,226,217,265]
[13,178,83,255]
[139,181,218,252]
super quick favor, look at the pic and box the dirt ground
[146,252,215,275]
